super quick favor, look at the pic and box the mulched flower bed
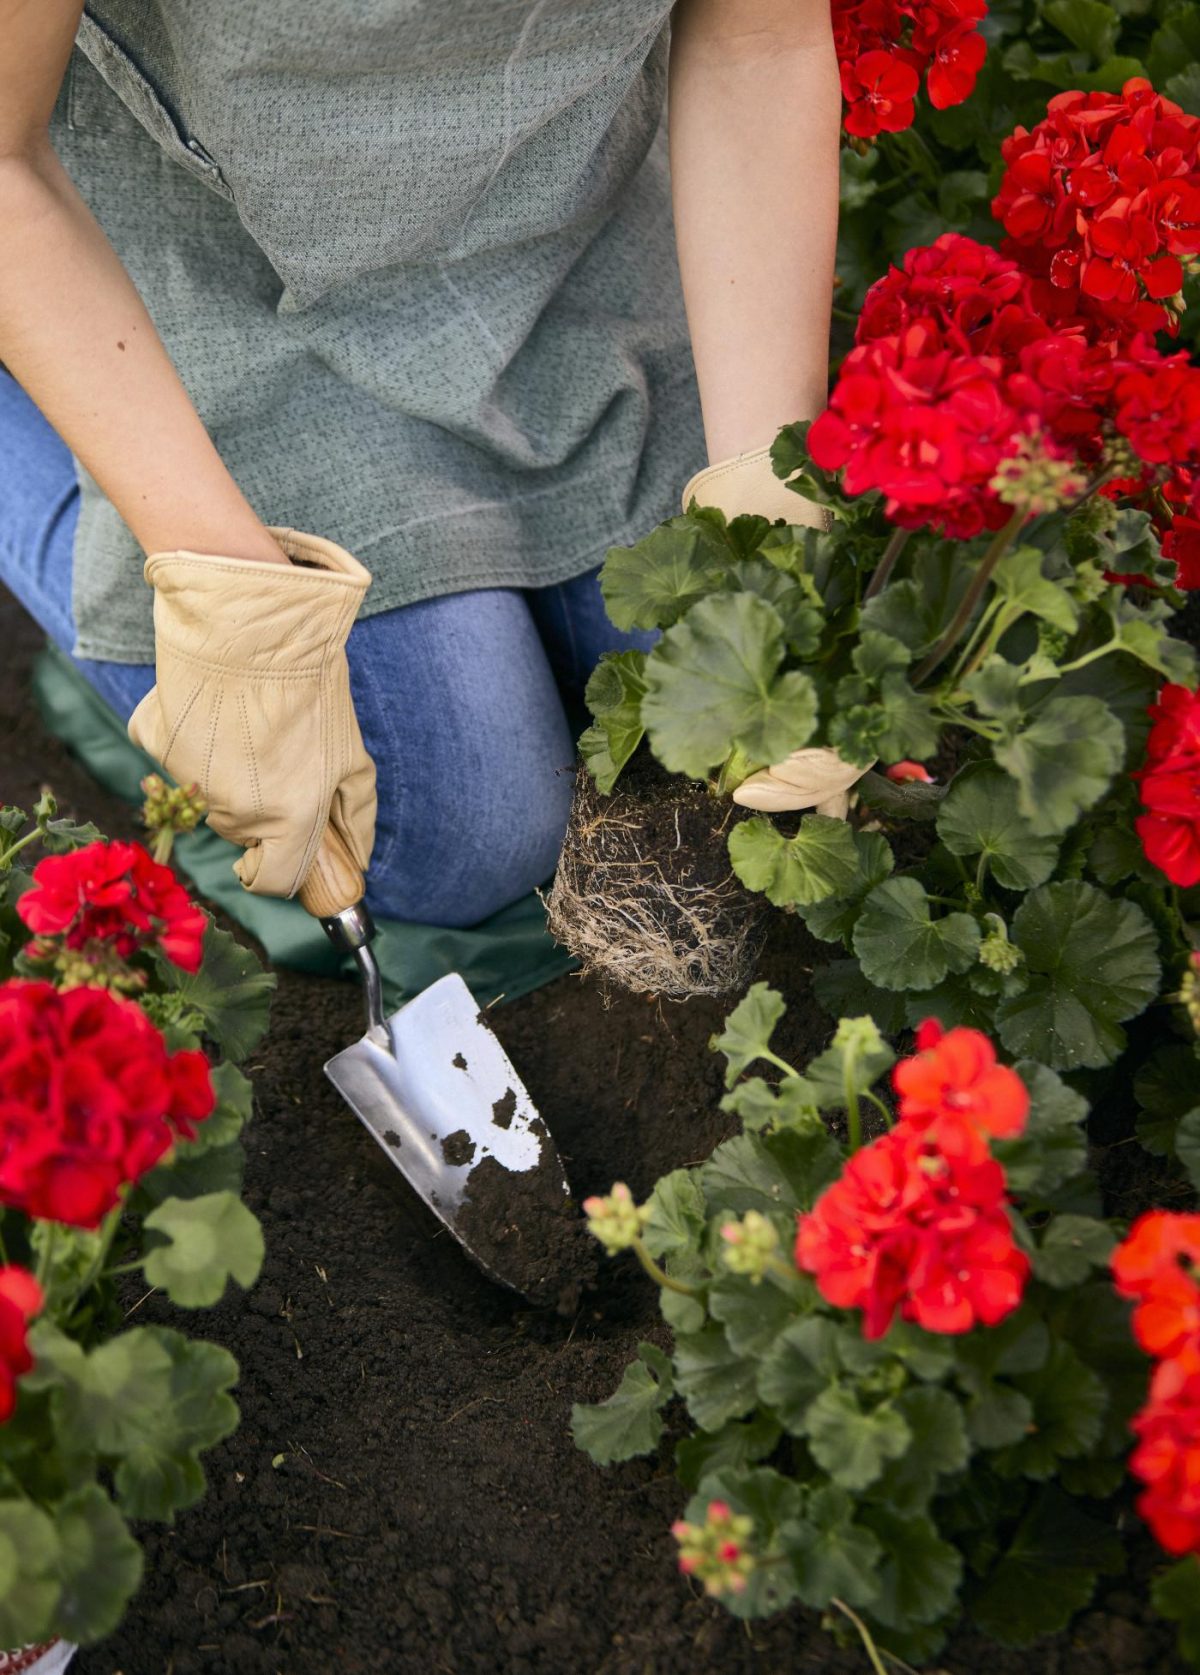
[3,591,1193,1674]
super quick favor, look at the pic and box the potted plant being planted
[550,77,1200,1012]
[0,790,273,1667]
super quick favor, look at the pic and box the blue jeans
[0,373,652,926]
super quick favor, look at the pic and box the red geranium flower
[1134,685,1200,888]
[0,979,215,1227]
[885,761,934,783]
[841,49,921,138]
[925,19,986,109]
[0,1266,42,1422]
[1112,1212,1200,1361]
[1129,1352,1200,1556]
[891,1018,1030,1161]
[18,840,206,974]
[795,1124,1029,1338]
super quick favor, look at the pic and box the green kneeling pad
[32,644,576,1011]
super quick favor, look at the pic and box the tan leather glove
[682,445,870,819]
[128,528,376,898]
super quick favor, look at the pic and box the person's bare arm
[668,0,841,464]
[0,0,287,563]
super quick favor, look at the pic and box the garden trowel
[299,827,573,1299]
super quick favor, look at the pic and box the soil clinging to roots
[546,751,767,1000]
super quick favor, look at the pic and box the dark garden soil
[1,591,1190,1675]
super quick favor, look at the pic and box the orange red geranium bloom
[1112,1212,1200,1556]
[795,1021,1030,1339]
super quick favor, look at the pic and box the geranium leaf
[969,1488,1123,1645]
[674,1325,759,1431]
[1034,1215,1116,1289]
[112,1330,241,1522]
[757,1317,842,1433]
[992,1342,1108,1479]
[1152,1558,1200,1665]
[997,882,1161,1070]
[993,1062,1089,1199]
[580,651,647,793]
[170,922,275,1062]
[936,764,1059,889]
[994,696,1124,836]
[51,1485,144,1643]
[812,960,908,1033]
[0,1500,60,1648]
[1177,1110,1200,1193]
[642,594,818,778]
[728,814,861,908]
[789,1484,883,1610]
[798,829,896,944]
[675,1414,782,1493]
[800,1017,896,1109]
[861,1506,964,1628]
[1166,62,1200,117]
[1134,1046,1200,1156]
[641,1168,707,1260]
[1043,0,1119,62]
[710,1271,804,1359]
[871,1388,970,1517]
[803,1387,912,1491]
[710,982,787,1086]
[600,518,731,631]
[701,1130,840,1219]
[852,877,981,992]
[143,1192,265,1308]
[734,559,824,657]
[570,1343,674,1465]
[992,544,1079,633]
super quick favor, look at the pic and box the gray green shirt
[51,0,705,663]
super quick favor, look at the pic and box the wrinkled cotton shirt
[50,0,705,663]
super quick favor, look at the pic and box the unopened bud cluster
[978,915,1024,975]
[140,775,207,837]
[581,1183,649,1255]
[672,1500,756,1597]
[720,1212,780,1284]
[1179,953,1200,1036]
[991,433,1086,516]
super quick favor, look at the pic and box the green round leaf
[728,814,861,908]
[997,882,1161,1070]
[852,877,981,992]
[936,765,1059,890]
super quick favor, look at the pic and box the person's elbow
[671,0,835,61]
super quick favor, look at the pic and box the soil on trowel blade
[439,1128,476,1168]
[2,593,1190,1675]
[456,1123,597,1314]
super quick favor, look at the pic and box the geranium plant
[573,992,1200,1665]
[574,79,1199,1071]
[0,791,274,1656]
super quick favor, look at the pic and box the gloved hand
[128,528,376,898]
[682,444,870,819]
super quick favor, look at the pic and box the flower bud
[671,1500,757,1597]
[720,1211,780,1284]
[140,774,208,836]
[581,1183,649,1255]
[978,914,1023,975]
[991,432,1087,516]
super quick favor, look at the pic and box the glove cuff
[682,445,831,532]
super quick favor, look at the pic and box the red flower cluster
[18,841,206,975]
[0,1266,42,1422]
[1112,1212,1200,1555]
[795,1020,1030,1337]
[834,0,986,140]
[994,81,1200,340]
[1135,683,1200,887]
[0,979,215,1227]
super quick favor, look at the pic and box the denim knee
[363,748,575,926]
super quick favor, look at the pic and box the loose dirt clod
[546,751,767,999]
[491,1088,517,1129]
[440,1129,476,1167]
[456,1123,597,1313]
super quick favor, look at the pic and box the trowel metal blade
[322,972,568,1283]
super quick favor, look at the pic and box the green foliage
[569,1344,674,1465]
[0,805,270,1648]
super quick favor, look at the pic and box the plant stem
[0,826,43,868]
[863,527,910,602]
[843,1048,862,1154]
[68,1204,126,1308]
[763,1049,802,1080]
[35,1224,57,1292]
[912,509,1026,686]
[1047,634,1119,679]
[831,1598,890,1675]
[975,851,989,896]
[862,1089,893,1129]
[151,828,176,865]
[947,597,1005,686]
[632,1240,700,1298]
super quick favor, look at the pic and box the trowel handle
[300,827,386,1035]
[299,825,365,919]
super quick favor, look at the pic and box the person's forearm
[0,140,286,564]
[668,3,841,464]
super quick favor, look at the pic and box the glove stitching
[150,645,333,680]
[235,692,265,821]
[202,687,224,807]
[158,678,204,768]
[148,556,367,594]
